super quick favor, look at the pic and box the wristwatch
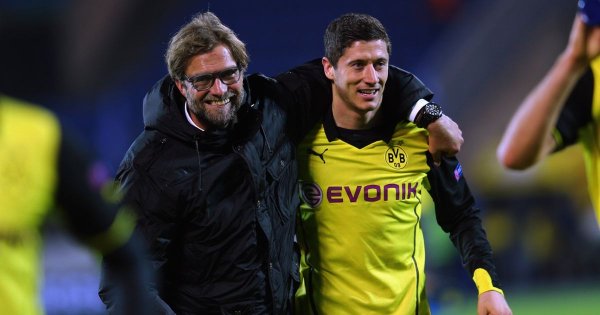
[414,102,443,128]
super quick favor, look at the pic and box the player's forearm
[444,210,502,290]
[497,53,585,169]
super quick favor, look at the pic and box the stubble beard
[186,88,245,129]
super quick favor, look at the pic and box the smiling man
[295,13,512,315]
[175,47,245,129]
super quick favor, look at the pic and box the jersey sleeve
[555,66,594,150]
[55,129,156,314]
[56,130,136,251]
[380,65,433,124]
[273,58,331,141]
[425,155,502,289]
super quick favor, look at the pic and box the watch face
[415,103,443,128]
[415,102,443,128]
[425,103,442,117]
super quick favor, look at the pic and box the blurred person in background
[0,94,153,315]
[294,13,512,315]
[99,11,465,315]
[497,11,600,228]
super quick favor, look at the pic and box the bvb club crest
[385,146,407,169]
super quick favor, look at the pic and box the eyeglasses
[184,67,242,91]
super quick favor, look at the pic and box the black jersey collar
[322,104,397,144]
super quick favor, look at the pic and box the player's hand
[426,114,463,165]
[477,291,512,315]
[565,14,600,70]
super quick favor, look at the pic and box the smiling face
[323,39,389,129]
[175,44,245,130]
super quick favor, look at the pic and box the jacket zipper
[194,137,203,191]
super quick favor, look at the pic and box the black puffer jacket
[103,73,325,314]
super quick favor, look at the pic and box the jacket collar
[142,75,260,146]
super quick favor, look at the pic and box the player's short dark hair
[323,13,392,67]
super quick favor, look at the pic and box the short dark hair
[323,13,392,67]
[165,12,249,80]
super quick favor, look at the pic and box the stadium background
[2,0,599,314]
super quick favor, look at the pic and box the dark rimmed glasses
[184,67,242,91]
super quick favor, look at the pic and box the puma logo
[308,148,328,164]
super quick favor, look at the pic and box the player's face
[176,44,245,129]
[323,40,389,115]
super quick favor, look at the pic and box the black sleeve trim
[426,155,502,288]
[274,58,330,142]
[381,65,434,124]
[556,66,594,149]
[56,129,120,238]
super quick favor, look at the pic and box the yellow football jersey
[0,95,60,315]
[580,58,600,224]
[296,121,432,315]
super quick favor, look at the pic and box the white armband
[409,99,429,123]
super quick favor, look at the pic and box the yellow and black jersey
[295,110,499,315]
[556,58,600,226]
[0,95,138,315]
[0,95,60,315]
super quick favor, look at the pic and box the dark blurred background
[2,0,600,314]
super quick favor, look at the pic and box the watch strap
[414,102,443,128]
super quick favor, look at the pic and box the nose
[209,78,227,96]
[363,65,378,84]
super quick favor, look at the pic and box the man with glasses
[99,12,463,314]
[184,67,241,91]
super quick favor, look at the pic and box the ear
[174,79,187,97]
[322,57,335,80]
